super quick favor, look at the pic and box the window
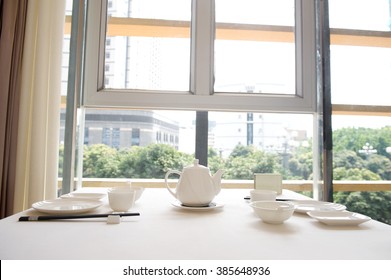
[66,0,320,185]
[83,0,316,112]
[214,0,296,95]
[329,0,391,106]
[103,0,191,91]
[328,0,391,224]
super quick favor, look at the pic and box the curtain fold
[13,0,66,213]
[0,0,28,218]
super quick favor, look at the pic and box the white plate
[61,192,106,201]
[171,200,224,211]
[307,210,371,226]
[292,200,346,213]
[32,199,103,214]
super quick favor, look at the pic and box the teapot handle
[165,170,181,199]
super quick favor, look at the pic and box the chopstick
[18,212,140,221]
[244,196,293,201]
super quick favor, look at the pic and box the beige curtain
[0,0,28,218]
[13,0,66,213]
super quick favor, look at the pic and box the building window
[131,128,140,146]
[112,128,120,149]
[102,128,111,146]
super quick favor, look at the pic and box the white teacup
[250,189,277,202]
[108,187,136,212]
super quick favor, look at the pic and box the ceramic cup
[250,189,277,202]
[108,187,136,212]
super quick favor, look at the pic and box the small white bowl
[250,201,295,224]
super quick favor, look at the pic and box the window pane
[209,112,313,180]
[104,0,191,91]
[330,46,391,105]
[329,0,391,105]
[67,108,314,181]
[214,0,296,94]
[332,115,391,225]
[76,109,195,179]
[329,0,391,31]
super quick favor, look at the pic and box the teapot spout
[211,169,223,195]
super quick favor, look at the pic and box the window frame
[82,0,318,113]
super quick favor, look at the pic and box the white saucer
[307,210,371,226]
[32,199,103,214]
[292,200,346,213]
[171,200,224,211]
[61,192,107,201]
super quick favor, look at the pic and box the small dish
[32,199,103,214]
[61,192,106,201]
[292,200,346,213]
[307,210,371,226]
[171,200,224,211]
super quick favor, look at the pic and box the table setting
[18,185,144,224]
[1,159,390,260]
[17,159,372,227]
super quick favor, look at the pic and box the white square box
[254,173,282,194]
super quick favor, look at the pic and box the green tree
[285,143,312,180]
[117,144,193,179]
[333,127,391,160]
[83,144,121,178]
[331,126,391,225]
[365,154,391,180]
[333,167,381,181]
[333,150,365,169]
[224,145,278,179]
[58,144,64,177]
[208,147,226,175]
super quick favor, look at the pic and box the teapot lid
[185,159,209,170]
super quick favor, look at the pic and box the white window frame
[82,0,317,113]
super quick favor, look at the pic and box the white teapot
[165,159,223,206]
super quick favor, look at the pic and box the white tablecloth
[1,188,390,260]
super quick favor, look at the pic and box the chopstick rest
[18,212,140,222]
[107,214,121,224]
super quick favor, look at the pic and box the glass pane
[332,115,391,225]
[329,0,391,105]
[214,0,296,95]
[330,46,391,105]
[329,0,391,31]
[104,0,191,91]
[209,112,313,181]
[74,109,195,179]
